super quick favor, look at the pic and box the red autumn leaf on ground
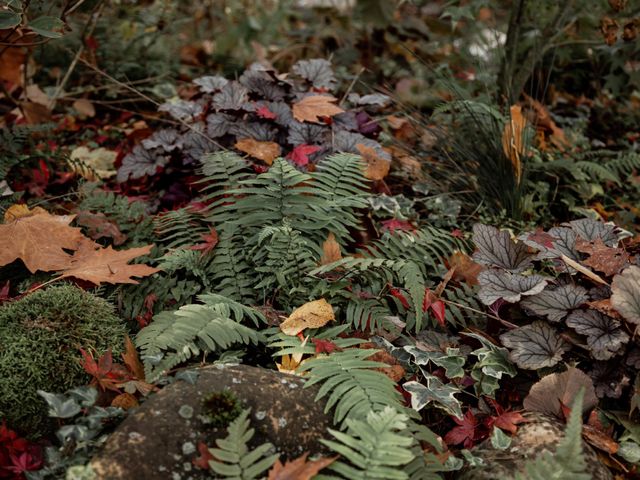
[189,228,219,256]
[485,399,526,435]
[381,218,414,234]
[80,348,130,392]
[287,144,321,167]
[527,230,556,249]
[430,300,446,327]
[389,286,410,309]
[192,441,214,470]
[268,452,337,480]
[444,410,479,448]
[5,451,42,476]
[256,105,277,120]
[312,338,338,354]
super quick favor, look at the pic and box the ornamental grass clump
[0,285,126,437]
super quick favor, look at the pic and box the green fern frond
[441,284,482,326]
[299,349,405,427]
[154,207,210,248]
[209,227,256,303]
[321,407,416,480]
[136,298,264,380]
[267,325,364,358]
[208,409,279,479]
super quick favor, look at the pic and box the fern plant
[135,294,265,380]
[319,407,416,480]
[207,409,279,480]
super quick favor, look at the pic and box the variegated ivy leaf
[612,266,640,325]
[212,81,249,110]
[478,270,547,305]
[463,332,517,397]
[472,224,532,272]
[116,145,169,182]
[403,374,463,419]
[193,75,228,93]
[403,346,466,378]
[566,218,618,247]
[292,58,337,90]
[520,284,589,322]
[141,128,183,152]
[500,321,569,370]
[566,310,629,360]
[158,99,204,121]
[490,427,512,450]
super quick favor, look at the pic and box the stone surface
[457,412,613,480]
[90,364,332,480]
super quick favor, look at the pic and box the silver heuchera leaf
[158,99,204,121]
[287,121,329,145]
[193,75,228,93]
[229,121,277,142]
[566,218,618,247]
[521,226,579,262]
[500,321,569,369]
[117,145,169,182]
[212,82,249,110]
[478,270,547,305]
[239,69,287,101]
[292,58,337,90]
[472,224,532,271]
[612,266,640,325]
[520,284,589,322]
[206,113,236,138]
[403,374,463,418]
[332,130,391,160]
[141,128,183,152]
[566,310,629,360]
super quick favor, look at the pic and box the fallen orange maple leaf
[268,452,337,480]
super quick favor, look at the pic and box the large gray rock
[90,364,333,480]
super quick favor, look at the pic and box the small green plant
[0,285,126,436]
[201,390,243,428]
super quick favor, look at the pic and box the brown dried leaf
[523,366,598,418]
[587,298,623,320]
[576,238,629,276]
[448,251,482,286]
[320,232,342,265]
[582,424,619,454]
[235,138,281,165]
[57,238,159,285]
[560,254,608,286]
[356,144,390,181]
[111,392,139,410]
[122,335,146,380]
[501,105,526,184]
[268,453,337,480]
[280,299,334,336]
[601,16,619,45]
[292,95,344,123]
[75,211,127,246]
[73,98,96,118]
[608,0,627,12]
[0,206,83,273]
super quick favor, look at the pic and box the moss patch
[0,285,126,437]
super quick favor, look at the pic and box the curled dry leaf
[523,366,598,418]
[280,299,334,336]
[576,238,629,276]
[448,251,482,286]
[292,95,344,123]
[501,105,526,184]
[320,232,342,265]
[356,143,391,181]
[234,138,281,165]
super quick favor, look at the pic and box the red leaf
[192,441,214,470]
[79,348,126,392]
[389,287,410,309]
[444,410,478,448]
[189,228,219,256]
[311,338,338,354]
[256,105,277,120]
[381,218,414,234]
[430,300,446,327]
[287,144,321,167]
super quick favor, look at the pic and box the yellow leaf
[235,138,281,165]
[280,299,334,336]
[501,105,526,185]
[292,95,344,123]
[320,232,342,265]
[276,336,308,374]
[4,203,47,222]
[356,144,390,181]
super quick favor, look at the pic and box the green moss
[0,285,126,437]
[201,390,243,428]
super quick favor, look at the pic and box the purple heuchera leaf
[141,128,183,152]
[193,75,228,93]
[520,284,589,322]
[212,82,249,110]
[611,265,640,325]
[292,58,337,90]
[566,309,629,360]
[158,99,204,121]
[565,218,618,247]
[117,145,169,182]
[478,270,547,305]
[206,113,236,138]
[356,111,381,136]
[500,321,568,370]
[472,224,533,272]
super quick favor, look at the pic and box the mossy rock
[0,285,127,437]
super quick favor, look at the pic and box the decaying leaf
[320,232,342,265]
[500,321,569,370]
[576,238,629,276]
[235,138,281,165]
[0,206,84,273]
[477,269,547,305]
[75,210,127,246]
[292,95,344,123]
[601,16,619,45]
[520,284,589,322]
[448,251,482,286]
[122,335,146,381]
[356,143,391,181]
[268,452,337,480]
[523,366,598,417]
[501,105,526,184]
[472,224,532,272]
[611,266,640,324]
[56,239,159,285]
[280,299,335,336]
[111,392,138,410]
[560,254,608,286]
[69,146,117,180]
